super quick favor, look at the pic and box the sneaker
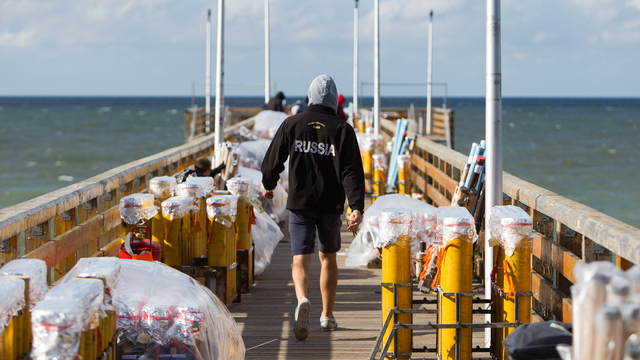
[293,298,311,340]
[320,316,338,331]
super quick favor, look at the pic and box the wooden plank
[92,237,121,258]
[531,233,580,284]
[410,154,458,194]
[25,215,104,270]
[531,272,572,322]
[426,184,451,207]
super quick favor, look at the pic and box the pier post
[381,208,413,360]
[437,207,474,360]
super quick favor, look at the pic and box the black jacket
[261,105,365,214]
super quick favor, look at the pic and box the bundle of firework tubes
[451,140,487,234]
[559,261,640,360]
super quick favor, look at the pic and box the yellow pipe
[3,317,16,360]
[162,217,183,267]
[192,197,208,258]
[496,240,532,360]
[228,217,238,303]
[207,216,229,268]
[438,232,473,360]
[236,198,252,250]
[382,235,412,360]
[181,213,193,265]
[23,280,31,357]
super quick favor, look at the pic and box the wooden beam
[531,272,572,322]
[531,233,581,284]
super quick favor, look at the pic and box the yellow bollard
[119,194,157,246]
[3,317,16,360]
[380,209,413,360]
[206,195,239,304]
[149,176,176,245]
[436,207,475,360]
[372,154,387,203]
[161,196,197,267]
[397,154,411,194]
[177,178,214,260]
[488,206,533,360]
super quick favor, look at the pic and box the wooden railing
[379,117,640,322]
[2,113,640,323]
[0,118,254,283]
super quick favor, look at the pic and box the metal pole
[353,0,359,120]
[485,0,502,347]
[264,0,271,104]
[373,0,380,135]
[205,10,212,133]
[214,0,225,147]
[425,10,433,135]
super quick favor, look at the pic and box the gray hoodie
[307,74,338,113]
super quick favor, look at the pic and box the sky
[1,0,640,98]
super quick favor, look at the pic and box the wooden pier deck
[230,212,491,360]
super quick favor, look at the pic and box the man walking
[261,74,365,340]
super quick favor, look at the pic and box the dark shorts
[289,209,342,256]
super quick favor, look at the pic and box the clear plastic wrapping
[120,194,158,225]
[44,278,104,331]
[345,194,436,267]
[379,208,413,248]
[162,195,199,220]
[207,195,240,219]
[436,206,476,245]
[397,154,411,170]
[488,205,533,257]
[238,166,288,223]
[356,133,384,153]
[372,153,388,172]
[31,298,83,360]
[114,260,245,359]
[149,176,177,199]
[177,177,214,198]
[226,177,254,198]
[57,257,121,307]
[0,277,26,332]
[0,258,48,308]
[253,210,285,276]
[252,110,288,139]
[237,139,273,170]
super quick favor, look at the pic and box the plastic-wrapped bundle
[44,278,104,331]
[345,194,436,267]
[253,210,285,276]
[0,277,25,333]
[237,166,288,222]
[31,298,83,360]
[120,194,158,225]
[177,177,214,199]
[571,261,620,360]
[162,196,199,220]
[0,258,48,308]
[397,154,411,170]
[252,110,288,139]
[227,177,254,198]
[237,139,273,170]
[114,260,245,360]
[372,153,387,172]
[149,176,176,199]
[207,195,239,219]
[57,257,121,307]
[436,206,476,245]
[356,133,384,154]
[488,205,533,257]
[379,208,413,248]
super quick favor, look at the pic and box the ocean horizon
[1,96,638,229]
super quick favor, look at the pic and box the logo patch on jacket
[294,140,336,156]
[308,121,325,129]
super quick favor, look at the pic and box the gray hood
[307,74,338,113]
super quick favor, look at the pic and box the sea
[0,96,638,229]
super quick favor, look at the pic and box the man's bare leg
[292,254,311,301]
[319,251,338,318]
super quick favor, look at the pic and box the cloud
[532,31,558,44]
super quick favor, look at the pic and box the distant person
[265,91,286,112]
[175,157,226,184]
[261,74,365,340]
[291,96,309,115]
[337,94,348,121]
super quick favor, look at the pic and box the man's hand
[347,209,362,233]
[263,188,274,200]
